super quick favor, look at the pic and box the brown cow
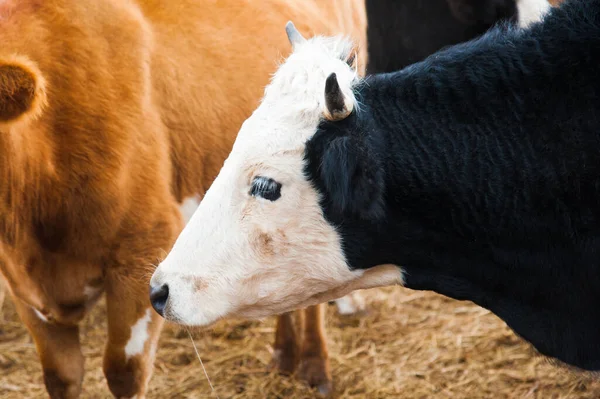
[0,0,366,397]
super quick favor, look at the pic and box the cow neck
[1,120,56,235]
[348,4,600,371]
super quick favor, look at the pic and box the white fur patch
[517,0,551,28]
[335,296,358,315]
[179,195,201,225]
[334,292,366,315]
[32,307,48,323]
[83,285,100,299]
[124,309,151,359]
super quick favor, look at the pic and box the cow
[0,0,367,397]
[365,0,550,74]
[150,0,600,374]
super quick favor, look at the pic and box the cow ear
[320,135,385,220]
[0,56,46,124]
[323,73,353,121]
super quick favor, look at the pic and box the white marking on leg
[125,309,152,360]
[179,195,201,225]
[32,307,48,323]
[83,285,101,299]
[334,292,366,315]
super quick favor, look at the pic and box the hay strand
[187,328,220,398]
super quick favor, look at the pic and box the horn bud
[285,21,307,49]
[324,73,352,121]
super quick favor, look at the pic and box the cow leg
[0,277,6,321]
[271,311,301,375]
[298,304,332,396]
[103,269,164,399]
[12,297,84,399]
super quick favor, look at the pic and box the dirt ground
[1,285,599,399]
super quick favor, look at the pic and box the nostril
[149,283,169,317]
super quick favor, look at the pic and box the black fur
[307,120,385,220]
[305,0,600,371]
[366,0,518,74]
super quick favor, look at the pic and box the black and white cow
[366,0,550,73]
[150,0,600,371]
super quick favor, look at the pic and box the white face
[150,28,403,326]
[517,0,551,28]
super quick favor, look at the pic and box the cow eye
[250,176,282,201]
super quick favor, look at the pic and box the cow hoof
[316,381,333,397]
[43,370,82,399]
[298,356,332,396]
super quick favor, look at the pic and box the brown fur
[273,307,331,394]
[0,0,366,397]
[273,311,301,375]
[298,305,332,394]
[253,231,276,257]
[193,277,208,293]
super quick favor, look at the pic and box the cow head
[149,22,403,326]
[0,55,107,325]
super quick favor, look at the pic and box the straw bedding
[1,284,599,398]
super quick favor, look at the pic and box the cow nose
[149,283,169,316]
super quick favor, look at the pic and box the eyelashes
[250,176,282,201]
